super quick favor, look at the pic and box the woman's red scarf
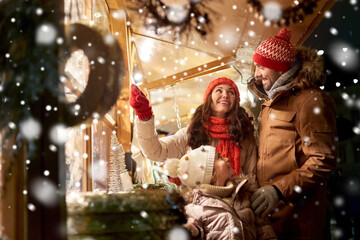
[204,116,241,175]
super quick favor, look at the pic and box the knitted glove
[129,84,153,121]
[250,185,279,219]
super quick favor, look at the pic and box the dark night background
[304,1,360,239]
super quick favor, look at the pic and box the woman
[129,77,257,181]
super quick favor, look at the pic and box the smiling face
[210,84,236,118]
[254,63,283,91]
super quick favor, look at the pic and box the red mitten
[129,84,153,121]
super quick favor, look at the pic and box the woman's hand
[129,84,153,121]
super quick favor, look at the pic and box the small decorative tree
[108,134,132,192]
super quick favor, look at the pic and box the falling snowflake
[36,8,43,15]
[104,33,116,46]
[353,126,360,135]
[28,203,36,211]
[317,50,324,55]
[49,124,69,145]
[8,122,16,129]
[334,196,345,207]
[313,107,321,114]
[329,27,338,35]
[95,57,104,66]
[232,226,240,234]
[324,11,332,18]
[329,41,359,71]
[56,37,64,45]
[248,30,255,37]
[197,16,206,24]
[294,185,302,193]
[168,226,188,240]
[333,228,343,238]
[111,10,125,20]
[31,178,58,207]
[262,2,282,21]
[166,5,189,24]
[20,118,42,140]
[140,211,148,218]
[36,23,57,45]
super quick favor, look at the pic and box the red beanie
[253,28,297,72]
[203,77,240,102]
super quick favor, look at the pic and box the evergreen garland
[0,0,67,138]
[129,0,217,39]
[247,0,320,26]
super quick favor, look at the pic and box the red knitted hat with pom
[253,28,297,72]
[203,77,240,102]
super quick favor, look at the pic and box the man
[249,28,338,239]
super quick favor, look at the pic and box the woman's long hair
[187,93,254,149]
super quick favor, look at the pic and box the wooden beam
[107,0,132,152]
[106,0,121,9]
[141,55,235,91]
[0,136,26,240]
[103,114,116,129]
[132,31,220,59]
[83,127,93,191]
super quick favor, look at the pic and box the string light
[171,86,182,130]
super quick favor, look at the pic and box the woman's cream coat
[134,116,258,186]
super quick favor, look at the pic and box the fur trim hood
[249,47,326,100]
[292,47,326,89]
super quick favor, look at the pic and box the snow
[19,118,41,140]
[49,124,69,145]
[168,227,188,240]
[31,177,58,207]
[262,2,282,21]
[36,23,57,45]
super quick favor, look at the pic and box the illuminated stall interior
[1,0,360,239]
[62,0,338,192]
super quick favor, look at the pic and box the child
[165,145,276,240]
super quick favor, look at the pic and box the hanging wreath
[129,0,217,39]
[247,0,320,27]
[0,1,124,142]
